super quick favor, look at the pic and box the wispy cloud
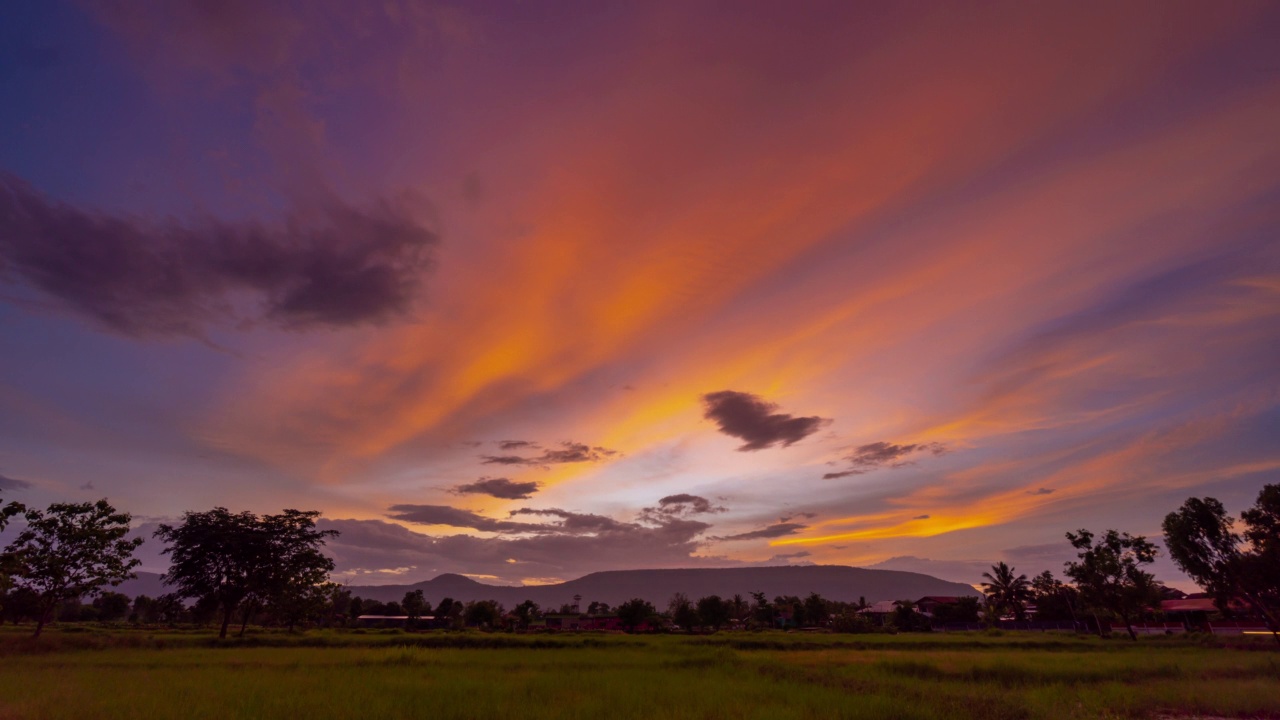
[823,441,946,479]
[0,176,436,337]
[0,472,32,491]
[480,441,619,468]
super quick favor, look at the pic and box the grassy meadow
[1,627,1278,719]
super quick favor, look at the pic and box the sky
[1,0,1278,590]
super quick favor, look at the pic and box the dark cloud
[0,472,32,490]
[479,441,619,468]
[478,455,531,466]
[779,512,817,523]
[656,494,727,516]
[823,441,946,479]
[0,175,436,337]
[638,494,727,524]
[497,440,538,451]
[452,477,540,500]
[913,514,930,520]
[767,551,812,561]
[507,508,634,534]
[1026,487,1055,496]
[701,390,829,451]
[541,442,619,463]
[386,504,529,533]
[715,521,809,541]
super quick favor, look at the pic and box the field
[1,627,1278,719]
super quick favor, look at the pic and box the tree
[512,599,540,629]
[750,591,775,627]
[617,598,654,632]
[1240,485,1280,634]
[1064,529,1159,641]
[892,599,927,632]
[3,500,142,637]
[154,507,338,638]
[586,600,610,615]
[154,508,262,639]
[463,600,501,628]
[329,587,353,626]
[0,493,23,531]
[0,494,27,624]
[930,596,981,625]
[981,562,1031,620]
[696,595,730,630]
[436,597,462,628]
[258,510,339,632]
[1163,487,1280,642]
[402,589,429,627]
[668,593,698,630]
[268,580,335,632]
[93,591,131,622]
[1030,571,1078,623]
[774,595,805,628]
[803,593,829,627]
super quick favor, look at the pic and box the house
[857,600,899,626]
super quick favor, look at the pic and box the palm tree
[981,562,1032,621]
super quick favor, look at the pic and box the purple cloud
[0,175,436,337]
[452,477,541,500]
[702,390,829,451]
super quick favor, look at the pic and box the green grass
[0,626,1277,719]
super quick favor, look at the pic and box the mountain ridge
[342,565,979,608]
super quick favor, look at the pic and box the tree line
[970,483,1279,642]
[0,499,339,638]
[1,483,1276,640]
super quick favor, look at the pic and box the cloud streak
[715,521,809,542]
[479,441,619,468]
[823,441,945,479]
[0,176,436,337]
[0,472,32,491]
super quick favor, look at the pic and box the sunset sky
[2,0,1277,589]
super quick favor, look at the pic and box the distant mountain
[343,565,979,608]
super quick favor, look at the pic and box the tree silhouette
[981,561,1031,620]
[0,493,22,532]
[803,593,829,627]
[1029,571,1078,623]
[512,599,540,629]
[617,598,655,632]
[696,595,730,630]
[668,593,698,630]
[154,507,337,638]
[402,589,429,626]
[1163,486,1280,643]
[3,499,142,637]
[1065,529,1159,641]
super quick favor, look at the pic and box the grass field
[1,627,1277,719]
